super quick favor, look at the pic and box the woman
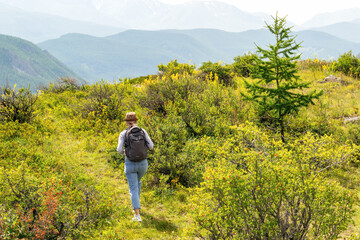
[117,112,154,222]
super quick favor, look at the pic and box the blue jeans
[124,158,148,210]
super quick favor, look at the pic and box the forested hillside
[0,34,80,90]
[1,17,360,239]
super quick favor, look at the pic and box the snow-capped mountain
[0,0,269,31]
[0,2,123,43]
[3,0,360,44]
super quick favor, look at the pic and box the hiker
[117,112,154,222]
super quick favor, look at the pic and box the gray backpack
[124,126,148,161]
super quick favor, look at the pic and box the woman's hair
[125,120,137,126]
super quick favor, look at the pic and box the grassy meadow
[1,55,360,239]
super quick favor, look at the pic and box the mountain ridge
[0,34,80,90]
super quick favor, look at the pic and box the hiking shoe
[132,214,142,222]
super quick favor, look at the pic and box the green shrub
[83,81,123,120]
[139,73,240,137]
[143,112,189,186]
[332,51,360,78]
[176,80,239,137]
[157,59,196,77]
[0,85,37,123]
[43,77,83,93]
[232,53,259,77]
[137,76,168,115]
[144,115,231,188]
[199,61,234,86]
[66,80,137,134]
[137,73,207,117]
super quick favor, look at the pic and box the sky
[159,0,360,25]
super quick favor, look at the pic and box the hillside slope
[0,34,80,90]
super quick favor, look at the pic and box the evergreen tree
[242,14,323,142]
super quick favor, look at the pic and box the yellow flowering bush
[188,123,358,239]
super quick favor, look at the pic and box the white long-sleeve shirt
[117,127,154,155]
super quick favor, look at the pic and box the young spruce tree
[243,14,323,142]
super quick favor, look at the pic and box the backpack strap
[124,127,130,148]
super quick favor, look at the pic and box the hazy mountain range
[37,28,360,83]
[2,0,360,88]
